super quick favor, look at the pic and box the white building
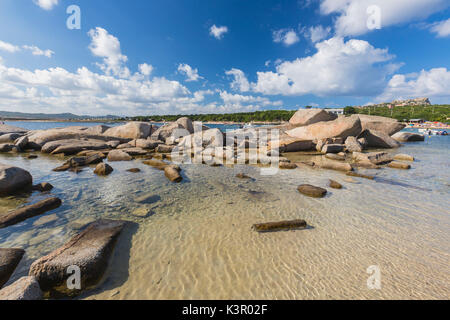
[325,108,344,115]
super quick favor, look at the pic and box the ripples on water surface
[0,125,449,300]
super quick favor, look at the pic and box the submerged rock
[394,154,415,162]
[346,172,375,180]
[297,184,327,198]
[279,162,297,169]
[325,153,346,161]
[252,219,307,232]
[29,219,127,297]
[0,163,33,196]
[329,180,343,189]
[135,193,160,204]
[0,248,25,288]
[0,197,62,229]
[388,161,411,170]
[352,151,393,165]
[317,160,352,172]
[32,182,54,192]
[0,276,43,300]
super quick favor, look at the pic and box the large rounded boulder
[0,164,33,196]
[289,109,337,127]
[358,114,405,136]
[103,122,154,140]
[286,115,362,141]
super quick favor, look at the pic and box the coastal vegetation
[344,104,450,123]
[126,110,297,123]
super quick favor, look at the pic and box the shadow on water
[374,177,432,192]
[78,221,139,300]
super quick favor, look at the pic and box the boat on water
[418,128,448,136]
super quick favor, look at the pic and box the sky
[0,0,449,116]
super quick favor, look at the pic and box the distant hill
[0,111,119,120]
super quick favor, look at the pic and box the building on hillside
[409,119,425,124]
[325,108,344,115]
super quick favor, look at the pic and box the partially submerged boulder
[0,197,62,229]
[352,152,393,165]
[394,154,414,162]
[298,184,327,198]
[388,161,411,170]
[0,164,33,196]
[42,139,109,155]
[358,130,401,149]
[286,115,362,141]
[103,122,153,140]
[289,109,337,127]
[164,166,182,182]
[358,114,405,136]
[32,182,54,192]
[94,163,113,176]
[252,219,307,232]
[329,180,343,189]
[321,144,345,154]
[29,219,127,297]
[107,150,132,161]
[317,160,352,172]
[0,248,25,288]
[391,132,425,142]
[0,276,43,300]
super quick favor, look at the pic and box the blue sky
[0,0,449,116]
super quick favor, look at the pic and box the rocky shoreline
[0,109,427,299]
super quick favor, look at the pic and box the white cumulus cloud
[377,68,450,102]
[34,0,59,11]
[428,18,450,38]
[23,45,54,58]
[307,25,331,43]
[209,25,228,39]
[0,40,20,53]
[253,37,400,96]
[225,68,250,92]
[273,29,300,46]
[88,27,130,78]
[320,0,450,36]
[178,63,202,82]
